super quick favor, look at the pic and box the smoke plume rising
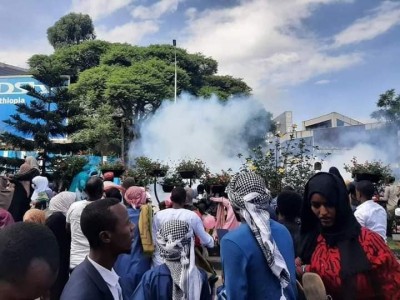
[129,93,271,172]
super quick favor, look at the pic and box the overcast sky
[1,0,399,126]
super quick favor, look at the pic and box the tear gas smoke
[129,93,271,172]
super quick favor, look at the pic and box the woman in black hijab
[297,172,400,300]
[46,212,70,300]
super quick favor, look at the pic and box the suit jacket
[61,258,114,300]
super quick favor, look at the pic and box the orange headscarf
[23,209,46,224]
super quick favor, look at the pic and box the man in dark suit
[61,198,134,300]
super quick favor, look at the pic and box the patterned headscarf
[157,220,203,300]
[23,209,46,224]
[225,171,290,294]
[125,186,147,209]
[48,191,77,215]
[0,209,14,229]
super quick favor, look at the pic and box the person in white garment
[152,187,214,266]
[354,180,387,241]
[66,176,104,270]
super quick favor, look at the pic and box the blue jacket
[60,258,114,300]
[114,208,152,299]
[220,221,297,300]
[132,264,211,300]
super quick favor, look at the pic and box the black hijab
[299,172,371,300]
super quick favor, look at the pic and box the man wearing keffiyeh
[132,219,211,300]
[219,171,297,300]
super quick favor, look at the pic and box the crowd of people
[1,156,400,300]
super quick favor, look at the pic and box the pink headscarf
[0,209,14,229]
[124,186,147,209]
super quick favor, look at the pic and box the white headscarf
[31,176,50,202]
[157,219,203,300]
[48,191,76,215]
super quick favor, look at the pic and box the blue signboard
[0,75,49,136]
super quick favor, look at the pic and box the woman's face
[310,193,336,227]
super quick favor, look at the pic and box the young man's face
[109,203,135,255]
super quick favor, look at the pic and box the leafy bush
[175,159,208,178]
[344,157,392,182]
[243,134,330,196]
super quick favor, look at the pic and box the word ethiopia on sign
[0,75,49,135]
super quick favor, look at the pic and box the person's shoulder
[62,263,99,298]
[221,224,248,243]
[143,264,172,279]
[359,227,384,244]
[69,200,87,211]
[270,219,291,234]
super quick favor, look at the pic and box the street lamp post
[173,39,177,104]
[112,109,126,166]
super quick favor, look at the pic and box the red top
[308,227,400,299]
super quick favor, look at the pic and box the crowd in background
[1,156,400,299]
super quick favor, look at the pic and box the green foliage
[47,13,96,49]
[201,170,232,186]
[101,160,125,171]
[198,75,251,100]
[344,157,392,183]
[162,172,185,187]
[51,156,88,190]
[244,134,329,196]
[371,89,400,128]
[176,159,208,178]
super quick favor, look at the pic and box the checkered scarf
[156,220,202,300]
[226,172,290,292]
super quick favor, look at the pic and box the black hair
[356,180,375,200]
[170,187,186,205]
[277,190,302,221]
[80,198,121,249]
[105,187,122,201]
[197,184,205,194]
[282,185,295,191]
[0,223,59,285]
[159,201,167,210]
[388,176,396,184]
[85,177,104,200]
[347,181,356,195]
[122,177,136,190]
[314,162,322,171]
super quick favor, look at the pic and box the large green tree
[47,13,96,49]
[26,13,254,156]
[371,89,400,128]
[1,57,80,173]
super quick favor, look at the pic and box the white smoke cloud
[322,143,391,181]
[129,93,271,172]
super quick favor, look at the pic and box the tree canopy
[371,89,400,128]
[22,13,261,156]
[47,13,96,49]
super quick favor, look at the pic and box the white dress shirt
[152,208,214,266]
[354,200,387,241]
[87,256,123,300]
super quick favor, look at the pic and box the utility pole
[173,39,177,104]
